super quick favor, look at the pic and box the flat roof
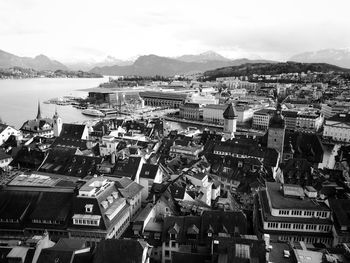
[266,182,330,211]
[8,173,60,187]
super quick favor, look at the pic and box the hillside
[290,49,350,69]
[90,54,275,76]
[203,61,350,80]
[0,49,67,71]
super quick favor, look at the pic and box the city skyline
[1,0,350,63]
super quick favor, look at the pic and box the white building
[257,182,333,246]
[0,150,12,169]
[187,93,218,105]
[252,108,275,130]
[235,106,255,124]
[203,104,228,125]
[70,177,131,242]
[0,123,21,146]
[323,113,350,142]
[296,111,324,133]
[321,101,350,118]
[139,164,163,201]
[99,136,119,156]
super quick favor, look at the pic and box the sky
[1,0,350,63]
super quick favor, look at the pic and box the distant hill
[203,61,350,79]
[290,49,350,69]
[0,49,67,71]
[90,54,275,76]
[176,51,231,62]
[66,56,134,71]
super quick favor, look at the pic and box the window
[165,250,170,257]
[85,204,93,213]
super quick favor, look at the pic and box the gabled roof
[200,211,247,240]
[10,146,46,170]
[51,137,88,150]
[29,192,73,222]
[0,123,9,133]
[70,183,129,232]
[112,156,143,180]
[39,148,103,178]
[0,191,39,222]
[37,249,74,263]
[93,239,150,263]
[329,199,350,228]
[113,177,143,199]
[20,118,53,133]
[139,164,159,180]
[59,124,87,140]
[162,216,201,242]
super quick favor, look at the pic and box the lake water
[0,77,109,129]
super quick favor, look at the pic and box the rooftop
[266,182,330,211]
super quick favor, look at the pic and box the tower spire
[36,100,42,119]
[53,106,59,118]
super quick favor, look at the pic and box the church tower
[36,100,42,120]
[267,103,285,162]
[53,107,62,137]
[222,103,237,140]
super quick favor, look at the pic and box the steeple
[53,106,62,137]
[36,100,42,120]
[53,106,59,119]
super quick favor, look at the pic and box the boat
[81,108,105,117]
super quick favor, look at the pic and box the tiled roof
[200,211,247,240]
[329,199,350,228]
[0,191,39,221]
[112,156,143,180]
[39,147,103,178]
[117,180,143,199]
[10,146,46,170]
[93,239,149,263]
[59,124,87,139]
[139,164,159,179]
[29,192,73,222]
[37,250,74,263]
[51,137,88,150]
[70,183,129,231]
[20,118,53,132]
[282,158,314,186]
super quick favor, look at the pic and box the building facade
[256,182,333,246]
[202,104,227,125]
[139,91,188,108]
[323,113,350,142]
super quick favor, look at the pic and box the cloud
[0,0,350,61]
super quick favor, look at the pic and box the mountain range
[2,48,350,76]
[66,56,134,71]
[0,49,68,71]
[89,53,275,76]
[290,48,350,69]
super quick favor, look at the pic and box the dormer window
[85,204,93,213]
